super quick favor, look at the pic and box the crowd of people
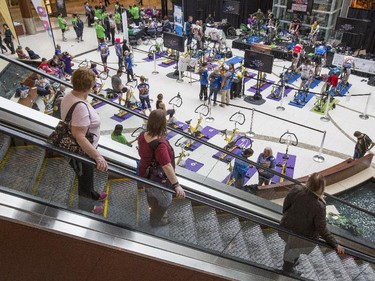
[6,3,375,277]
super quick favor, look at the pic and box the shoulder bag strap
[65,101,92,124]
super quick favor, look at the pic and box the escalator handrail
[0,122,374,264]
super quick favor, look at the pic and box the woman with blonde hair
[256,147,276,185]
[61,67,108,214]
[280,173,344,273]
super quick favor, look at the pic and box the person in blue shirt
[124,50,134,82]
[208,67,222,106]
[185,16,193,50]
[137,75,151,115]
[98,38,109,72]
[220,63,235,107]
[199,62,209,100]
[232,148,254,190]
[313,44,327,78]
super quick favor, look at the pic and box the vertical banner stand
[313,131,326,163]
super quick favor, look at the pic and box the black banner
[223,1,240,15]
[163,32,185,52]
[244,50,274,74]
[335,17,369,35]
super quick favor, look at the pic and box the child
[57,13,68,41]
[156,93,175,121]
[124,50,134,82]
[25,47,40,59]
[111,124,137,147]
[137,76,151,115]
[16,45,29,59]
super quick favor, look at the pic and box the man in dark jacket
[280,173,344,274]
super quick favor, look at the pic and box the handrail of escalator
[1,55,375,223]
[0,122,374,264]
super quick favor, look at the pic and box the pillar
[19,0,36,35]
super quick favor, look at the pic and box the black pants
[127,68,134,81]
[199,84,208,100]
[70,159,100,212]
[147,196,168,225]
[104,0,110,6]
[4,38,14,54]
[0,38,7,53]
[110,28,115,45]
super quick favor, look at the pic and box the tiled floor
[1,22,374,188]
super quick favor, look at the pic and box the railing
[1,53,375,246]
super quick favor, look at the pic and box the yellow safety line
[32,158,49,195]
[68,177,78,208]
[0,147,13,171]
[110,178,130,182]
[103,180,111,218]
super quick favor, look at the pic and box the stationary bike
[218,111,246,160]
[174,136,190,167]
[271,67,292,99]
[293,77,310,105]
[184,104,209,150]
[167,92,183,126]
[277,131,298,183]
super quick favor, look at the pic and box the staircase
[0,132,374,281]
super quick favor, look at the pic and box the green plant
[327,212,363,236]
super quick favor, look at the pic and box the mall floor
[1,1,375,194]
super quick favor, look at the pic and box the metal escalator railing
[1,55,375,247]
[0,122,374,281]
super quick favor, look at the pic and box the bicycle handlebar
[169,92,183,108]
[78,59,88,68]
[194,104,209,116]
[131,126,144,137]
[279,131,298,146]
[229,111,246,125]
[99,71,108,80]
[175,136,186,148]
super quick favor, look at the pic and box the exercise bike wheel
[226,27,237,37]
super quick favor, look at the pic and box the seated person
[205,13,215,26]
[35,76,55,100]
[38,58,56,75]
[25,47,40,60]
[341,55,355,86]
[111,69,128,104]
[297,58,314,91]
[16,45,29,59]
[209,26,222,50]
[162,16,172,32]
[289,16,301,37]
[111,124,137,147]
[247,14,256,28]
[156,93,175,122]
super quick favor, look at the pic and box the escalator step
[217,214,250,261]
[137,189,150,226]
[0,145,45,193]
[341,256,367,281]
[193,206,224,252]
[167,199,198,245]
[307,246,336,281]
[241,223,275,267]
[263,230,285,270]
[294,254,319,280]
[106,179,138,226]
[32,157,75,205]
[324,251,352,281]
[0,133,11,163]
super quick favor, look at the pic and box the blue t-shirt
[315,45,327,56]
[125,56,132,69]
[232,151,250,180]
[222,71,234,90]
[210,73,222,89]
[200,69,208,85]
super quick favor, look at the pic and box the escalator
[0,120,374,281]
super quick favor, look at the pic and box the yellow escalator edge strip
[103,180,111,218]
[110,178,130,182]
[32,158,49,196]
[0,147,13,171]
[68,177,78,208]
[136,187,140,225]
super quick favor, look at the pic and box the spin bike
[218,111,246,161]
[167,93,183,126]
[174,136,190,167]
[293,77,310,105]
[277,131,298,183]
[226,135,253,186]
[313,75,336,113]
[184,104,209,150]
[90,70,109,106]
[271,66,292,99]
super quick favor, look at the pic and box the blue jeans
[209,87,219,103]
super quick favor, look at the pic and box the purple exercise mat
[222,167,257,185]
[213,136,253,163]
[165,121,189,140]
[266,87,293,101]
[110,107,142,122]
[184,126,220,151]
[142,52,167,62]
[92,96,118,109]
[183,158,204,172]
[272,152,296,183]
[247,80,275,93]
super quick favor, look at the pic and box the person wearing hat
[208,67,222,106]
[111,124,137,147]
[114,38,123,69]
[220,63,235,107]
[16,45,29,59]
[353,131,374,160]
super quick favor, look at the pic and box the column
[19,0,36,35]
